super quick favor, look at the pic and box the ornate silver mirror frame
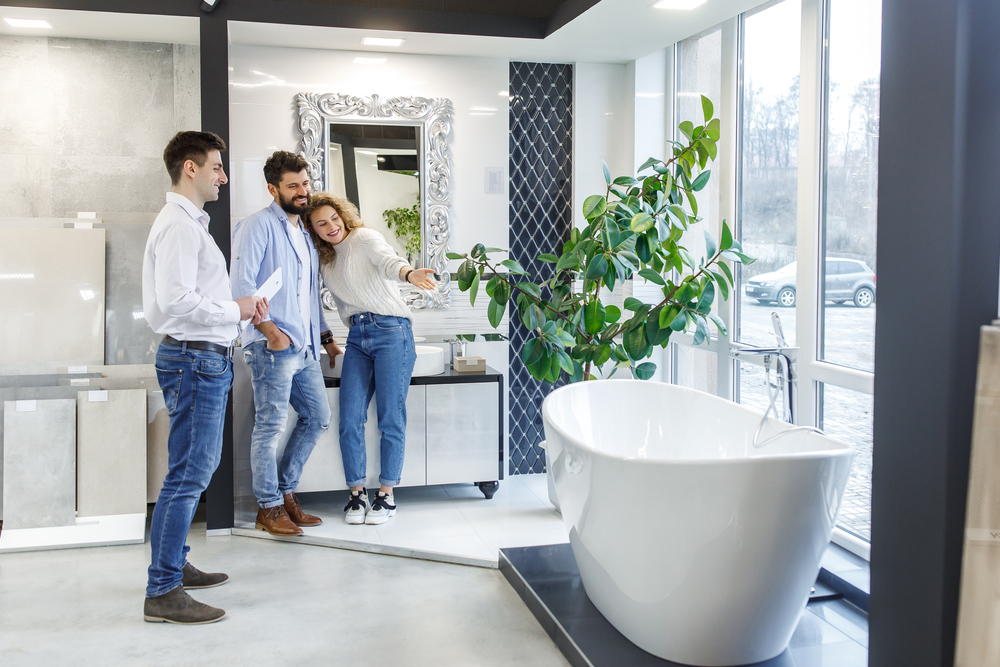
[295,92,453,309]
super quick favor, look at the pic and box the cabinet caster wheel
[478,481,499,499]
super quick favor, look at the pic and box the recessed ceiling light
[653,0,707,9]
[362,37,404,47]
[4,18,53,28]
[353,57,387,65]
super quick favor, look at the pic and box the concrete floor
[0,519,571,667]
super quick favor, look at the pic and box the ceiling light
[3,18,53,28]
[362,37,404,47]
[653,0,707,9]
[353,57,387,65]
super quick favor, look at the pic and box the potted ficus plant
[383,195,421,267]
[447,95,754,384]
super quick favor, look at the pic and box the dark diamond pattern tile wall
[509,62,573,476]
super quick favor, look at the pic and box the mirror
[295,92,454,309]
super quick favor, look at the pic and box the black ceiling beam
[0,0,599,39]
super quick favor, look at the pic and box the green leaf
[487,298,505,328]
[538,253,558,263]
[602,159,611,185]
[691,170,711,192]
[471,243,486,258]
[659,304,682,330]
[693,317,711,346]
[500,259,528,275]
[446,252,466,260]
[484,247,505,253]
[623,325,651,361]
[605,304,622,324]
[585,254,609,281]
[584,300,606,334]
[719,261,734,284]
[637,157,659,173]
[697,281,715,314]
[493,279,512,306]
[522,338,544,366]
[469,271,481,307]
[713,272,729,301]
[582,195,607,220]
[670,309,689,331]
[458,258,475,290]
[678,120,695,141]
[638,268,666,286]
[702,138,718,161]
[634,362,656,381]
[485,275,498,298]
[706,117,721,141]
[630,212,655,234]
[708,313,728,338]
[703,229,717,259]
[518,282,542,300]
[555,253,581,274]
[701,95,714,123]
[613,176,639,187]
[623,297,645,312]
[678,247,696,270]
[720,220,734,252]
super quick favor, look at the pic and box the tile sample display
[2,399,76,529]
[103,221,160,365]
[0,227,106,374]
[147,389,169,503]
[76,389,147,517]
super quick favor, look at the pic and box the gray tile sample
[3,399,76,529]
[76,389,147,517]
[0,227,106,375]
[0,386,89,520]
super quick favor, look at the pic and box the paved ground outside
[737,294,875,542]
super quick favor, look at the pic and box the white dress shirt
[142,192,241,345]
[286,217,312,337]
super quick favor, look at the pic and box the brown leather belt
[162,335,233,358]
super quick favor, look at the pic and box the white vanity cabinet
[274,368,503,496]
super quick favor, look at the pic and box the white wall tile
[76,389,146,517]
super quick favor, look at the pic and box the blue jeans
[340,313,416,487]
[244,341,331,508]
[147,342,233,598]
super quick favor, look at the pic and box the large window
[820,0,881,372]
[668,0,881,554]
[736,0,801,409]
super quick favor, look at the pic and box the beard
[278,191,310,216]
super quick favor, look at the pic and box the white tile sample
[76,389,146,517]
[0,227,106,374]
[2,398,76,529]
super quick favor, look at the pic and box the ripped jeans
[244,341,331,508]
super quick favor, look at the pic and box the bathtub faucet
[729,345,797,423]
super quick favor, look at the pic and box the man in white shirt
[231,151,341,536]
[142,131,267,625]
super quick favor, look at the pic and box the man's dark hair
[263,150,310,187]
[163,131,226,186]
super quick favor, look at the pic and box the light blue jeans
[244,341,331,508]
[147,342,232,598]
[340,313,416,487]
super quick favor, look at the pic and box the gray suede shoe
[143,586,226,625]
[181,562,229,589]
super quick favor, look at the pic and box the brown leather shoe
[255,505,303,536]
[284,492,323,527]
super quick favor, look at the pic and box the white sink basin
[322,344,444,378]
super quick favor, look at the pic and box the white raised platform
[231,475,566,569]
[0,512,145,553]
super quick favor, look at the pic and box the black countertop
[323,365,502,388]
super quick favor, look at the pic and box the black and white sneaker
[344,488,369,525]
[365,492,396,525]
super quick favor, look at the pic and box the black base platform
[499,544,867,667]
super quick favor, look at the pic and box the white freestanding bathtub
[541,380,853,666]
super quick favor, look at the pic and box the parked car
[744,258,876,308]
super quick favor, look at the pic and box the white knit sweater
[318,227,412,326]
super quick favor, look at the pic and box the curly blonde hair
[306,192,365,266]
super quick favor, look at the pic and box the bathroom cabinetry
[279,367,503,497]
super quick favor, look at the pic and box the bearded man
[231,151,342,536]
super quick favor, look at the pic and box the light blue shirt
[231,201,329,360]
